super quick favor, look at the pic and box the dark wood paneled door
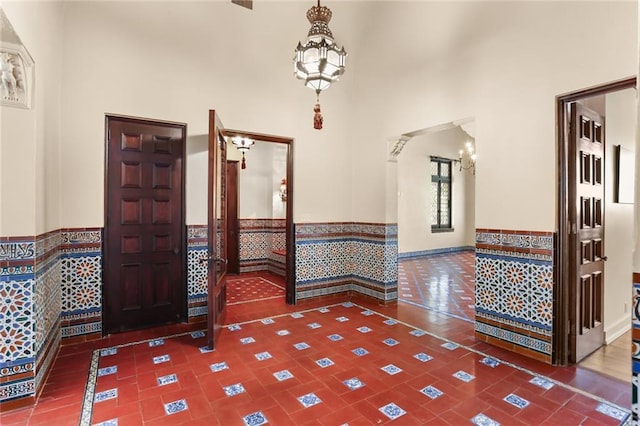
[105,116,186,333]
[226,160,240,275]
[207,110,228,350]
[569,103,606,362]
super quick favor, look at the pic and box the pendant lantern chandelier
[294,0,347,130]
[231,136,255,169]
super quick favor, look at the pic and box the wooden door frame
[103,114,188,335]
[223,128,296,304]
[555,76,636,365]
[226,160,240,274]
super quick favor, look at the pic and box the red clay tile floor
[0,265,632,425]
[227,275,285,305]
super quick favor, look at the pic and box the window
[430,157,453,232]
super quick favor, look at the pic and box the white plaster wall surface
[604,88,635,342]
[1,2,64,236]
[397,126,474,253]
[350,1,637,230]
[239,142,275,218]
[58,1,361,228]
[2,1,638,235]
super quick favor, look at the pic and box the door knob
[173,247,179,255]
[602,256,608,261]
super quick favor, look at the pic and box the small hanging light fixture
[294,0,347,130]
[231,136,255,169]
[279,178,287,202]
[457,141,477,175]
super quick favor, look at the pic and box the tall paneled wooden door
[104,116,186,333]
[207,110,228,350]
[569,103,606,362]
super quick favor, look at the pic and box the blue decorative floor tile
[383,319,397,325]
[315,358,335,368]
[199,346,213,353]
[240,337,256,344]
[243,411,268,426]
[291,312,304,319]
[328,334,344,341]
[529,376,554,390]
[352,347,369,356]
[413,353,433,362]
[379,402,406,420]
[97,366,117,377]
[94,388,118,403]
[157,374,178,386]
[471,413,500,426]
[383,338,399,346]
[336,316,349,322]
[381,364,402,375]
[210,361,229,372]
[228,324,242,331]
[596,403,629,421]
[453,370,475,382]
[410,329,426,337]
[276,329,290,336]
[254,351,272,361]
[148,339,164,347]
[343,377,365,390]
[94,419,118,426]
[191,331,205,338]
[419,385,443,399]
[297,392,322,408]
[223,383,246,397]
[273,370,294,381]
[153,354,170,364]
[294,342,310,350]
[318,307,330,313]
[308,322,322,329]
[361,310,374,316]
[480,357,500,368]
[100,347,117,357]
[357,326,372,333]
[504,393,529,409]
[261,318,275,325]
[164,399,188,415]
[441,342,459,350]
[342,302,354,307]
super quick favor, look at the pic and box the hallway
[0,268,631,425]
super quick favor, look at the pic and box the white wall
[57,1,363,229]
[351,1,637,232]
[2,1,638,240]
[604,88,636,342]
[398,126,475,253]
[238,142,286,219]
[1,2,64,236]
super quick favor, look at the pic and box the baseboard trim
[605,315,631,344]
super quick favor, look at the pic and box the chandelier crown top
[307,4,332,24]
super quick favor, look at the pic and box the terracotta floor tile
[1,264,633,425]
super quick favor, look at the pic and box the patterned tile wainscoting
[187,225,208,320]
[295,222,398,302]
[398,246,475,259]
[632,272,640,424]
[34,231,61,395]
[474,229,554,364]
[1,236,38,409]
[239,219,286,276]
[60,229,103,340]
